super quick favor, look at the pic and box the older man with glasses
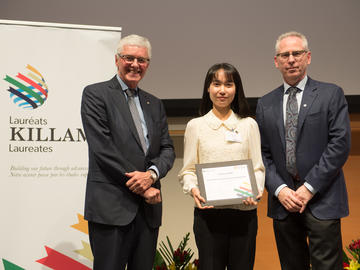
[256,31,351,270]
[81,34,175,270]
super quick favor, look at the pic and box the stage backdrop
[0,20,121,270]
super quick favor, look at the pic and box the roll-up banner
[0,20,121,270]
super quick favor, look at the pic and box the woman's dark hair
[199,63,251,118]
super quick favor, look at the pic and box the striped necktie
[126,89,147,153]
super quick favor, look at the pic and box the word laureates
[9,116,86,152]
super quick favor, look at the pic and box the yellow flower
[169,262,176,270]
[344,260,360,270]
[185,263,197,270]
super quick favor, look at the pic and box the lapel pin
[303,104,307,107]
[147,101,150,104]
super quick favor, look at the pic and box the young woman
[179,63,265,270]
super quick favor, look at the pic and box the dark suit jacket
[256,77,351,220]
[81,76,175,228]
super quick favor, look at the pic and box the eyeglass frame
[117,54,150,65]
[276,50,308,60]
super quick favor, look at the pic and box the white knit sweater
[178,110,265,210]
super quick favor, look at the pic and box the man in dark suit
[256,31,351,270]
[81,34,175,270]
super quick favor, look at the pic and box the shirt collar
[204,109,240,130]
[116,74,138,94]
[283,75,307,94]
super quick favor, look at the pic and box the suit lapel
[297,78,318,139]
[109,76,144,150]
[274,86,286,151]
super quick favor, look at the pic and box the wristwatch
[148,169,158,183]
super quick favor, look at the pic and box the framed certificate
[195,159,259,206]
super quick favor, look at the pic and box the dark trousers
[273,208,343,270]
[193,207,258,270]
[88,206,159,270]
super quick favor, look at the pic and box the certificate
[195,159,258,206]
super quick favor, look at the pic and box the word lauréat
[8,116,86,153]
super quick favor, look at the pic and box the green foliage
[153,233,198,270]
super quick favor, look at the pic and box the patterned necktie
[285,87,300,176]
[125,89,147,153]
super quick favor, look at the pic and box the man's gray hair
[116,34,152,59]
[275,31,309,53]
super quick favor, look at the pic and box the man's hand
[278,187,303,212]
[142,187,162,204]
[191,188,213,209]
[125,171,153,194]
[295,185,314,213]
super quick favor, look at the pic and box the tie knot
[126,88,136,98]
[286,87,299,95]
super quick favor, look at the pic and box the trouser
[194,207,257,270]
[88,206,159,270]
[273,208,343,270]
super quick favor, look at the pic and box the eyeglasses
[118,54,150,64]
[276,50,308,61]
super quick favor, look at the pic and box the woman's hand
[191,188,214,209]
[242,192,262,206]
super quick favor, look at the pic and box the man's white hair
[116,34,152,58]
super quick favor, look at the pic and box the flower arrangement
[343,238,360,270]
[153,232,199,270]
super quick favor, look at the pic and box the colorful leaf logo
[4,65,49,109]
[1,214,93,270]
[36,214,93,269]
